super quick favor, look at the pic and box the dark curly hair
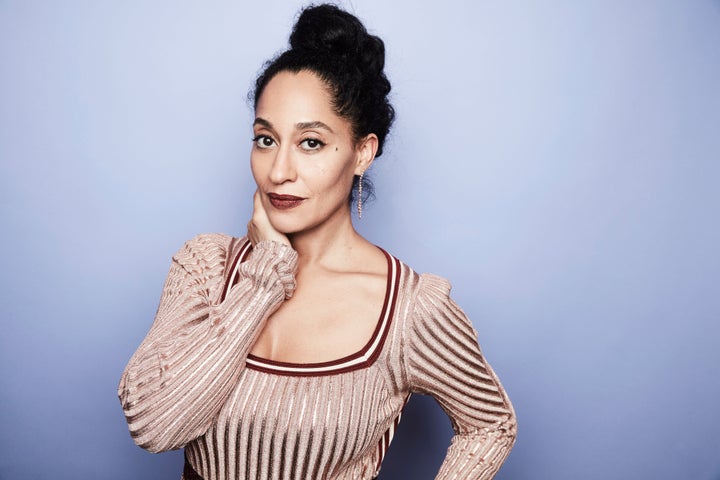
[251,4,395,207]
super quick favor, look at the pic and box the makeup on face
[250,71,363,234]
[267,193,305,210]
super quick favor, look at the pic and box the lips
[267,192,305,210]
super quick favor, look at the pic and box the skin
[246,70,389,363]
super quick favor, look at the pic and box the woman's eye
[253,135,276,149]
[300,138,325,151]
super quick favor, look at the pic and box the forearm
[435,418,516,480]
[118,239,296,452]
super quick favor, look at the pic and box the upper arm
[404,273,516,434]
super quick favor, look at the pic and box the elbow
[491,388,518,447]
[128,422,183,454]
[120,400,184,454]
[497,411,518,453]
[121,400,208,454]
[133,434,176,454]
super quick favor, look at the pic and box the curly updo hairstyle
[252,4,394,208]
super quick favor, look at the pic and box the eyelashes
[299,138,325,151]
[252,135,276,149]
[251,135,326,152]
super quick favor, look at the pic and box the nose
[268,143,296,184]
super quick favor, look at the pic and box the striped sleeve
[405,273,517,480]
[118,235,297,453]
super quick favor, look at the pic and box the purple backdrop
[1,1,719,478]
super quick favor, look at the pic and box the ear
[354,133,378,175]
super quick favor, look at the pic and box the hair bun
[253,3,394,163]
[289,4,384,75]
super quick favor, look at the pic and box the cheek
[309,163,352,197]
[250,156,264,185]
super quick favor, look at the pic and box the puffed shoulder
[417,272,453,298]
[413,272,466,322]
[408,272,484,368]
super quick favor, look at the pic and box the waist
[183,452,203,480]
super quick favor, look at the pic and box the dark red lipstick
[267,192,305,210]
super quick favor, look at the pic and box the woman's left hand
[246,190,291,247]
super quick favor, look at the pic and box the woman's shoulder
[381,248,454,304]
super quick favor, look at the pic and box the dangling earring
[357,171,364,219]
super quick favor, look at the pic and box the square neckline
[223,239,401,377]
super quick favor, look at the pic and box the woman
[119,4,516,479]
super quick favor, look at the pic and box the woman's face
[251,70,375,235]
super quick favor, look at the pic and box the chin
[266,213,309,235]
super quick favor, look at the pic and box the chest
[226,369,390,430]
[250,270,388,363]
[196,368,401,479]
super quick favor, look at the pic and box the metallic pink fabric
[119,234,516,479]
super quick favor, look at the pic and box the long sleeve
[118,234,297,453]
[404,273,517,480]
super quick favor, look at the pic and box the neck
[288,206,364,267]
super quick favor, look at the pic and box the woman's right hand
[247,190,291,247]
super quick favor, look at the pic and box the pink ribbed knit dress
[119,233,516,479]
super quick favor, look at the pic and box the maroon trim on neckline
[244,246,401,377]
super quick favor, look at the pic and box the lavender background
[1,1,719,479]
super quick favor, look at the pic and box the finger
[247,189,291,246]
[252,189,263,213]
[246,221,256,245]
[248,191,261,245]
[252,191,267,224]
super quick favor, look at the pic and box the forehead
[255,70,349,132]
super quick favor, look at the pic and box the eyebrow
[253,117,335,134]
[296,121,334,133]
[253,117,273,129]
